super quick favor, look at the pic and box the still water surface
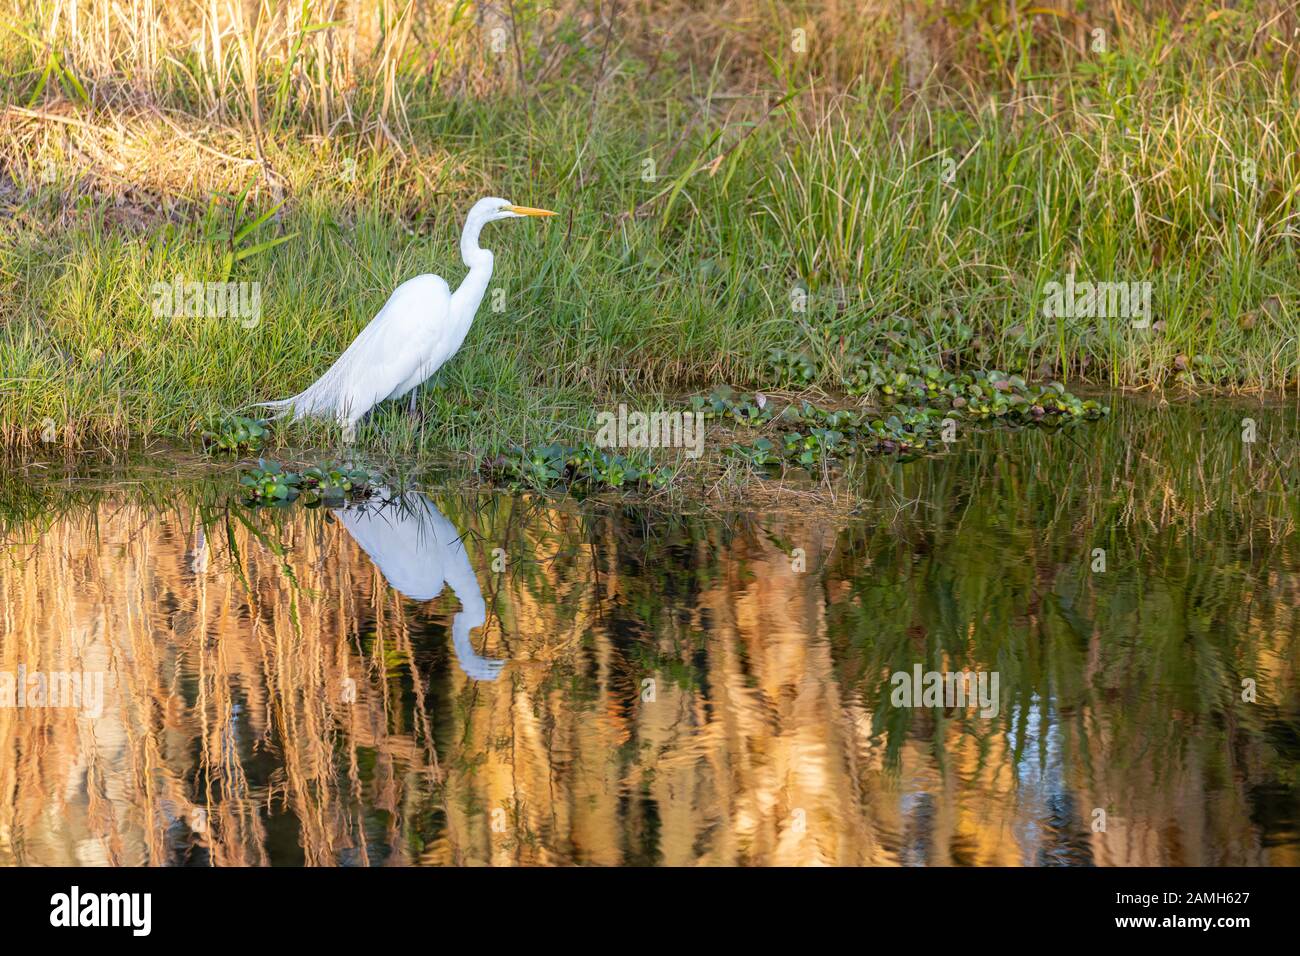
[1,396,1298,865]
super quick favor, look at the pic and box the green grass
[2,6,1299,456]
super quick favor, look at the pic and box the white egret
[260,197,555,434]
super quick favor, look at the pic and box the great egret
[334,488,505,681]
[260,197,555,435]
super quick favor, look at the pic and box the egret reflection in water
[332,489,504,681]
[1,397,1298,865]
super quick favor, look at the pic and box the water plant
[713,368,1107,474]
[766,349,819,387]
[484,442,671,492]
[691,386,773,426]
[834,355,1108,424]
[200,414,271,454]
[239,460,379,505]
[725,437,778,467]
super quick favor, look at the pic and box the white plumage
[260,196,555,433]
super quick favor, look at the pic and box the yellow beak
[505,205,557,217]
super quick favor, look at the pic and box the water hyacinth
[475,365,1111,492]
[239,461,380,506]
[483,443,672,492]
[709,359,1108,473]
[200,414,271,454]
[766,349,819,387]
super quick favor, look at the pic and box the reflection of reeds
[0,489,881,864]
[823,398,1300,864]
[1,406,1298,865]
[0,493,447,864]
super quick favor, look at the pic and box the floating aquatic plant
[714,363,1107,472]
[239,460,379,505]
[478,368,1106,492]
[725,437,779,467]
[766,349,818,386]
[484,443,671,492]
[691,385,772,426]
[723,404,943,469]
[840,355,1108,423]
[201,414,271,454]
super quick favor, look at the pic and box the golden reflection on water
[1,462,1297,866]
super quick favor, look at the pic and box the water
[1,396,1298,866]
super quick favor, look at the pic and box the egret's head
[473,196,557,224]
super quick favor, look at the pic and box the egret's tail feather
[254,372,358,427]
[250,388,320,421]
[251,397,299,420]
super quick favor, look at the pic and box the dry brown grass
[7,3,1297,137]
[0,96,477,229]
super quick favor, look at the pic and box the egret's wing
[340,274,451,359]
[277,274,451,420]
[324,273,452,397]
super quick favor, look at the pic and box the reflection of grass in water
[1,398,1297,864]
[560,396,1299,859]
[0,476,463,864]
[817,397,1300,850]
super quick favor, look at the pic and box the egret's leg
[407,387,420,419]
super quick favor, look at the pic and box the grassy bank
[1,2,1299,454]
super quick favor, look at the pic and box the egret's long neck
[452,213,493,322]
